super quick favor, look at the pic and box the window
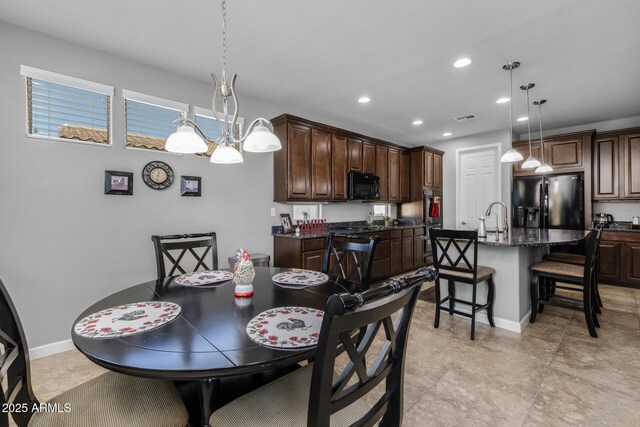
[21,65,113,146]
[292,205,321,221]
[373,204,389,217]
[193,106,244,157]
[123,90,188,152]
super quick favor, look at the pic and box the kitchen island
[442,228,590,333]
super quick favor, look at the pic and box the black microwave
[348,172,380,200]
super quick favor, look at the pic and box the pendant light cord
[538,103,544,162]
[525,87,533,155]
[221,0,227,85]
[509,68,514,147]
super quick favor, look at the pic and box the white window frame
[20,65,114,147]
[122,89,189,154]
[372,204,390,217]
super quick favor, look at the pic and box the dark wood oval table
[72,267,348,426]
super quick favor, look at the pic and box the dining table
[71,267,349,427]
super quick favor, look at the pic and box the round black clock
[142,161,174,190]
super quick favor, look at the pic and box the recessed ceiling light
[443,132,452,137]
[517,116,529,122]
[412,120,424,126]
[496,97,510,104]
[453,58,472,68]
[358,96,370,103]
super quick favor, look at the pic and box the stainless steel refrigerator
[512,174,584,230]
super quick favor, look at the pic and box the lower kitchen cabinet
[273,226,427,283]
[598,231,640,288]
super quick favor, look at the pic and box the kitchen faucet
[485,202,509,237]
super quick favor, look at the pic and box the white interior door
[456,144,501,230]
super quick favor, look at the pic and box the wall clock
[142,161,174,190]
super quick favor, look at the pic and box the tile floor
[24,283,640,426]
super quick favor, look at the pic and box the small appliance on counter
[594,213,614,228]
[632,216,640,230]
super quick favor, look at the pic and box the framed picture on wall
[280,213,293,233]
[180,176,201,197]
[104,170,133,195]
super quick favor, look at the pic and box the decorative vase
[233,249,255,297]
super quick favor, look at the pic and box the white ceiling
[2,0,640,146]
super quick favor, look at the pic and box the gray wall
[427,129,514,228]
[0,23,292,348]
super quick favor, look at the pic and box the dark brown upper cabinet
[272,114,433,203]
[409,146,444,201]
[348,137,363,172]
[311,128,332,200]
[376,145,388,201]
[593,127,640,201]
[513,130,593,176]
[387,147,400,202]
[332,134,348,200]
[363,141,376,175]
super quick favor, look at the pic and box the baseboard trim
[29,339,74,360]
[443,304,530,333]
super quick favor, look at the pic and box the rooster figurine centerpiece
[233,248,255,297]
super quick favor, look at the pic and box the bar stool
[543,229,604,311]
[529,228,603,337]
[429,229,496,340]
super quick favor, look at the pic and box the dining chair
[151,232,218,280]
[322,232,380,292]
[429,228,496,340]
[529,228,603,338]
[0,277,188,427]
[209,267,437,427]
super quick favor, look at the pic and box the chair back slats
[430,229,479,277]
[322,233,380,292]
[0,278,38,427]
[307,267,437,427]
[582,227,603,284]
[151,232,218,280]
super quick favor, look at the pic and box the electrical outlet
[270,208,276,217]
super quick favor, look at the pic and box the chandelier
[165,0,281,163]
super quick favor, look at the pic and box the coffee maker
[594,213,613,228]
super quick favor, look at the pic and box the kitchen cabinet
[363,141,376,175]
[272,114,418,203]
[409,146,444,201]
[311,128,332,200]
[376,145,388,201]
[273,226,425,283]
[593,127,640,201]
[400,151,411,202]
[434,154,443,188]
[388,148,400,202]
[513,130,593,176]
[598,231,640,289]
[332,134,348,200]
[348,137,363,172]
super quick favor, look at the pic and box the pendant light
[500,62,524,163]
[165,0,281,162]
[534,99,553,174]
[520,83,542,169]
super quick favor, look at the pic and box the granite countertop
[475,228,590,247]
[273,221,426,240]
[602,222,640,233]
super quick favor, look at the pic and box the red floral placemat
[175,270,233,287]
[74,302,181,339]
[246,307,324,349]
[272,270,329,287]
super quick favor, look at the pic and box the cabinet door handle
[462,221,467,225]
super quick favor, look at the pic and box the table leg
[200,378,220,427]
